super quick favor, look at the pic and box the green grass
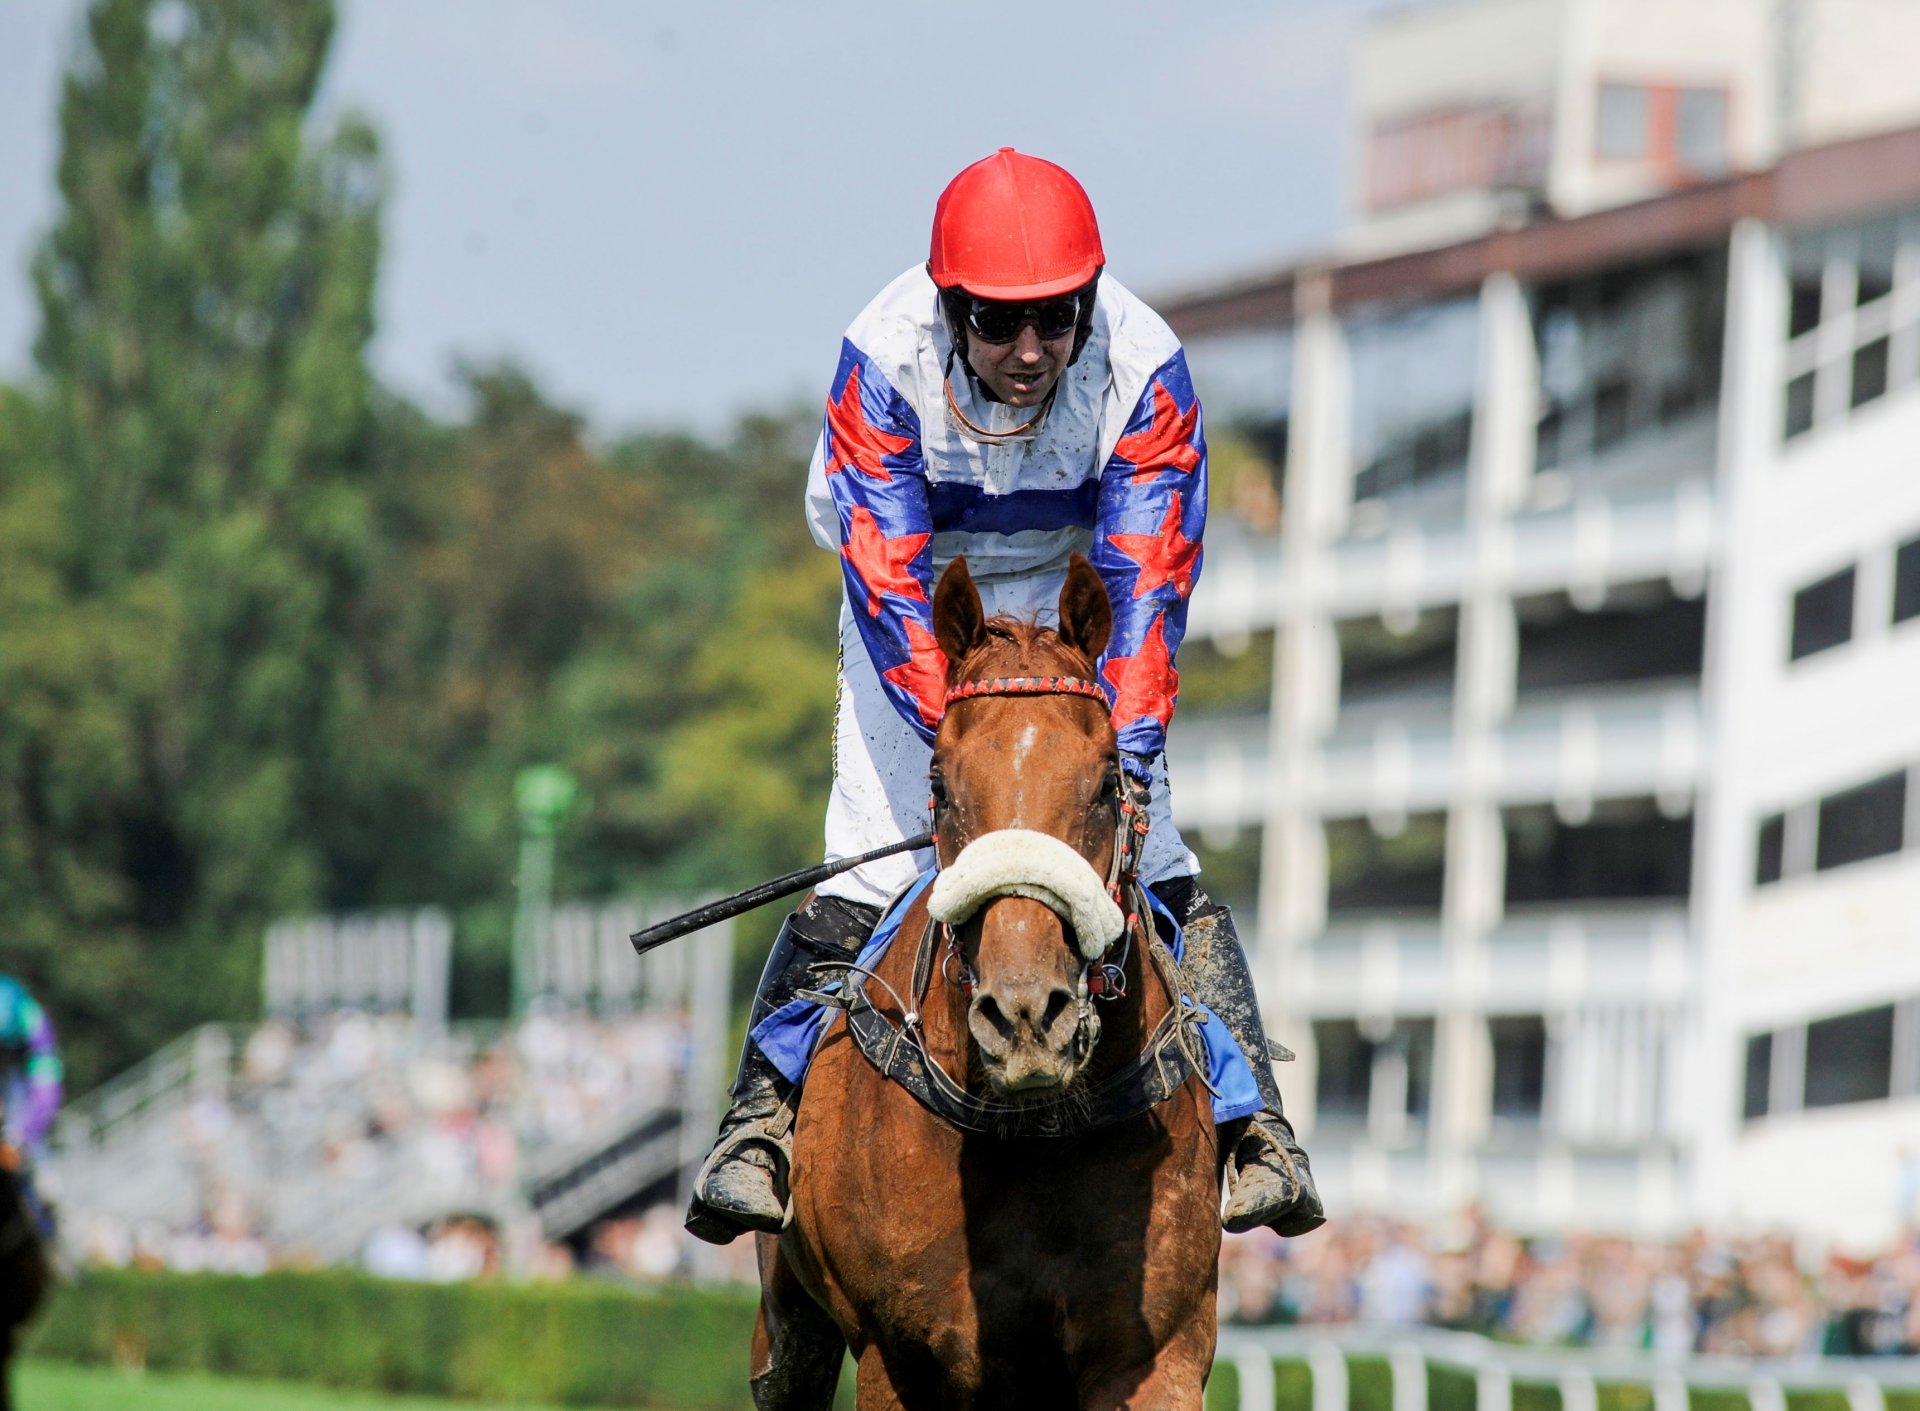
[14,1361,618,1411]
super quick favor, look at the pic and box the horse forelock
[952,614,1098,692]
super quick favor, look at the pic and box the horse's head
[928,553,1129,1100]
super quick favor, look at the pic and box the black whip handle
[628,832,935,958]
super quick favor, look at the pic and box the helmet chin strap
[941,354,1059,445]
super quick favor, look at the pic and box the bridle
[934,674,1148,1008]
[802,672,1217,1137]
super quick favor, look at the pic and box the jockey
[0,974,62,1239]
[687,148,1324,1246]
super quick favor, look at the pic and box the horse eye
[1098,769,1122,802]
[930,774,950,806]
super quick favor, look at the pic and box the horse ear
[1058,553,1112,663]
[934,557,986,677]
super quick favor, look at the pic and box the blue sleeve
[820,339,945,740]
[1090,351,1207,772]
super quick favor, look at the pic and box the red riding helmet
[928,148,1105,300]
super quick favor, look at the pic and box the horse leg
[1079,1320,1214,1411]
[751,1234,845,1411]
[850,1345,912,1411]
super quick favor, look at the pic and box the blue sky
[0,1,1401,436]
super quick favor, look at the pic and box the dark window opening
[1790,567,1856,661]
[1852,337,1890,409]
[1505,798,1694,904]
[1784,372,1816,439]
[1857,217,1899,307]
[1350,298,1478,502]
[1816,771,1907,872]
[1894,535,1920,626]
[1743,1032,1772,1120]
[1491,1015,1548,1121]
[1533,249,1726,472]
[1787,233,1825,339]
[1754,813,1786,886]
[1326,813,1448,915]
[1178,631,1276,716]
[1314,1019,1372,1119]
[1804,1005,1895,1109]
[1399,1019,1437,1123]
[1338,608,1459,710]
[1514,583,1706,691]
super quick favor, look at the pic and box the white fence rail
[1214,1326,1920,1411]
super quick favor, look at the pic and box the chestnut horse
[752,555,1223,1409]
[0,1146,52,1411]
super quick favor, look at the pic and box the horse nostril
[974,993,1016,1043]
[1041,987,1074,1035]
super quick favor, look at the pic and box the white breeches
[817,600,1199,909]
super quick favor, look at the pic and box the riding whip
[628,833,935,958]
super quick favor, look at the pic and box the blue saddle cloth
[751,871,1262,1125]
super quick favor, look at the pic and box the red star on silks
[842,507,930,616]
[1101,612,1179,731]
[1107,496,1200,600]
[824,364,914,482]
[1112,381,1201,485]
[882,618,950,729]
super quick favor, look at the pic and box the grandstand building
[1160,0,1920,1246]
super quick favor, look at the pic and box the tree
[16,0,386,1059]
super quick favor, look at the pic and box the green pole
[512,764,579,1017]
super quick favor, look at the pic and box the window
[1816,771,1907,871]
[1490,1016,1549,1121]
[1505,799,1693,904]
[1894,535,1920,626]
[1326,813,1448,915]
[1350,297,1479,503]
[1852,337,1890,409]
[1803,1005,1895,1108]
[1314,1019,1372,1119]
[1674,89,1728,176]
[1781,210,1920,443]
[1743,1032,1772,1120]
[1533,250,1726,472]
[1754,813,1786,886]
[1595,83,1726,173]
[1790,566,1856,660]
[1366,103,1551,214]
[1596,84,1650,159]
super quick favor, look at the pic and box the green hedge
[27,1269,761,1409]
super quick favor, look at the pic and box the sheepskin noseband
[927,829,1124,961]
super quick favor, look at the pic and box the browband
[944,675,1108,706]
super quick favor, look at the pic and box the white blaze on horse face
[1007,722,1040,826]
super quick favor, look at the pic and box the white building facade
[1160,111,1920,1246]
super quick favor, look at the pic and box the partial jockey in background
[0,974,62,1240]
[687,148,1324,1246]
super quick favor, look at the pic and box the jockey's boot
[1152,877,1327,1239]
[684,893,880,1246]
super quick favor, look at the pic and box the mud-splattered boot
[684,894,878,1246]
[1155,879,1327,1238]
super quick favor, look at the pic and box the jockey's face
[965,318,1074,408]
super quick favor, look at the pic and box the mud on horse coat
[752,554,1226,1411]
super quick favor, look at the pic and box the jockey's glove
[1120,751,1155,786]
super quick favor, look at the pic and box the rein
[804,672,1214,1138]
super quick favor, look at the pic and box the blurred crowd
[1220,1209,1920,1356]
[65,1004,693,1275]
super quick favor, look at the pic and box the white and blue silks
[750,871,1262,1126]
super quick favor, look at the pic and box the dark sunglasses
[962,292,1085,344]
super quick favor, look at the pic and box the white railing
[1214,1325,1920,1411]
